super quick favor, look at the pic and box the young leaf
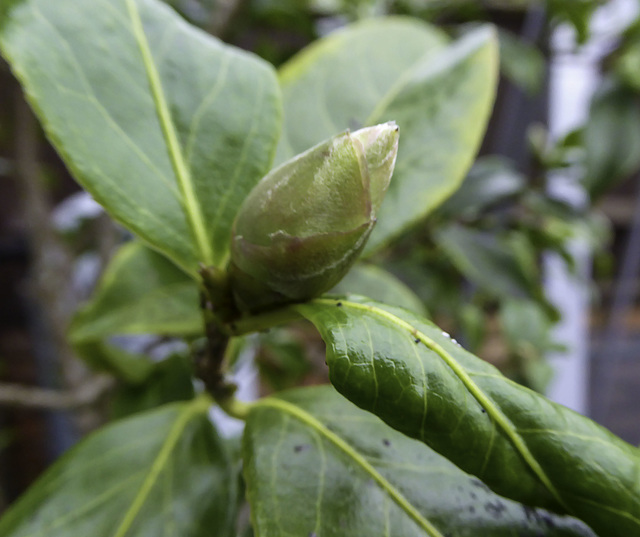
[69,242,201,343]
[294,296,640,537]
[277,18,498,254]
[0,398,238,537]
[243,385,596,537]
[0,0,281,275]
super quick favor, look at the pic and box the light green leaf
[276,17,447,163]
[0,0,281,275]
[332,263,427,315]
[355,25,498,255]
[277,18,498,254]
[70,242,201,343]
[0,398,238,537]
[294,296,640,537]
[244,385,596,537]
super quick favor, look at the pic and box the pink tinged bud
[229,122,399,311]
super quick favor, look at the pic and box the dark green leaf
[582,83,640,200]
[435,156,526,220]
[73,340,157,384]
[0,0,281,274]
[294,296,640,537]
[499,299,555,393]
[244,385,596,537]
[110,353,196,418]
[434,224,536,300]
[0,398,238,537]
[498,29,545,95]
[277,18,498,253]
[332,263,427,315]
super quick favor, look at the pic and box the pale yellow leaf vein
[110,398,210,537]
[312,298,568,512]
[126,0,214,266]
[256,397,446,537]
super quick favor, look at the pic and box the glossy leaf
[70,242,201,343]
[0,398,238,537]
[0,0,281,275]
[244,385,596,537]
[294,296,640,537]
[277,18,498,253]
[332,263,427,315]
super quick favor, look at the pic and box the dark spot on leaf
[382,439,391,447]
[470,492,477,500]
[481,408,486,414]
[484,501,506,518]
[294,444,310,453]
[471,479,490,491]
[336,301,343,307]
[414,338,420,344]
[469,506,475,514]
[541,513,556,528]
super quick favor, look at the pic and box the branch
[0,376,114,410]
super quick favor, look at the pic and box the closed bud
[229,122,399,311]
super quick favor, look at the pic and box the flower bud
[229,122,399,311]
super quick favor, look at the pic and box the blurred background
[1,0,640,513]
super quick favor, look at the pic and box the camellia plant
[0,0,639,536]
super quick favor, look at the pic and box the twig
[0,376,115,410]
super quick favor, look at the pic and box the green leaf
[499,299,556,393]
[110,353,196,418]
[277,18,498,253]
[498,29,545,95]
[435,156,526,220]
[73,340,157,384]
[0,398,238,537]
[244,385,596,537]
[434,224,537,300]
[70,242,201,343]
[0,0,281,275]
[582,83,640,200]
[332,263,427,315]
[294,296,640,537]
[68,241,201,382]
